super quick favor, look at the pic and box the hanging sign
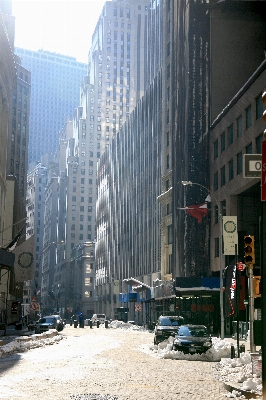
[223,216,238,255]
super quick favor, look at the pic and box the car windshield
[38,318,54,324]
[159,317,182,326]
[178,326,208,337]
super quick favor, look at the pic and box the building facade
[15,48,87,165]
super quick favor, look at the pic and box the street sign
[30,301,40,311]
[262,141,266,201]
[135,303,142,312]
[243,154,261,178]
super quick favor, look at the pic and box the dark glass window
[237,152,242,175]
[167,225,173,244]
[228,124,234,146]
[229,158,234,181]
[221,165,226,186]
[246,105,252,129]
[256,133,263,154]
[214,171,218,191]
[221,200,226,216]
[237,115,242,137]
[220,132,225,152]
[214,205,219,225]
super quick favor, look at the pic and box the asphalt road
[0,325,226,400]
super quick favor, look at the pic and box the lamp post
[181,180,224,339]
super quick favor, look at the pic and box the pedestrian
[78,313,83,327]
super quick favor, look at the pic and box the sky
[12,0,106,64]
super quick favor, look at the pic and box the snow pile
[148,336,262,397]
[214,353,262,397]
[0,330,63,358]
[108,320,146,331]
[149,336,232,362]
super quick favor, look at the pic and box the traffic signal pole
[247,265,255,353]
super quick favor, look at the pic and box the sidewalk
[222,335,262,399]
[0,324,35,345]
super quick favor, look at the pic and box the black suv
[154,315,184,345]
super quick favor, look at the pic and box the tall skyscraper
[14,48,87,166]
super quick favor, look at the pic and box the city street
[0,325,226,400]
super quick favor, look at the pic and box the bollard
[97,320,100,328]
[231,345,235,359]
[74,320,78,328]
[240,344,245,353]
[80,320,84,328]
[105,320,108,329]
[70,320,72,326]
[90,320,93,329]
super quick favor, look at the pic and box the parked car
[154,315,184,344]
[91,314,106,325]
[50,315,64,331]
[35,316,58,334]
[172,324,212,354]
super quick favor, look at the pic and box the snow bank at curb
[147,336,262,397]
[0,330,63,357]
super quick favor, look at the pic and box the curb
[223,382,262,399]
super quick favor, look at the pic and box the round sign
[224,220,237,233]
[30,301,39,311]
[18,252,34,269]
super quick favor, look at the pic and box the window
[220,165,226,186]
[246,105,252,129]
[166,154,170,169]
[246,142,252,154]
[72,196,76,201]
[214,171,218,191]
[228,124,233,146]
[229,158,234,181]
[256,94,263,120]
[220,132,225,152]
[213,139,218,160]
[214,205,219,225]
[256,133,263,154]
[221,200,226,216]
[237,152,242,175]
[214,237,219,258]
[167,225,173,244]
[237,115,242,137]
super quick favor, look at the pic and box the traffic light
[253,276,261,298]
[244,235,255,265]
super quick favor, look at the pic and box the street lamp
[181,180,224,339]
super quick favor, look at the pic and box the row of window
[107,20,131,30]
[213,133,263,190]
[213,94,263,159]
[71,224,92,231]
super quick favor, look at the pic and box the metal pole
[220,215,224,339]
[248,265,255,353]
